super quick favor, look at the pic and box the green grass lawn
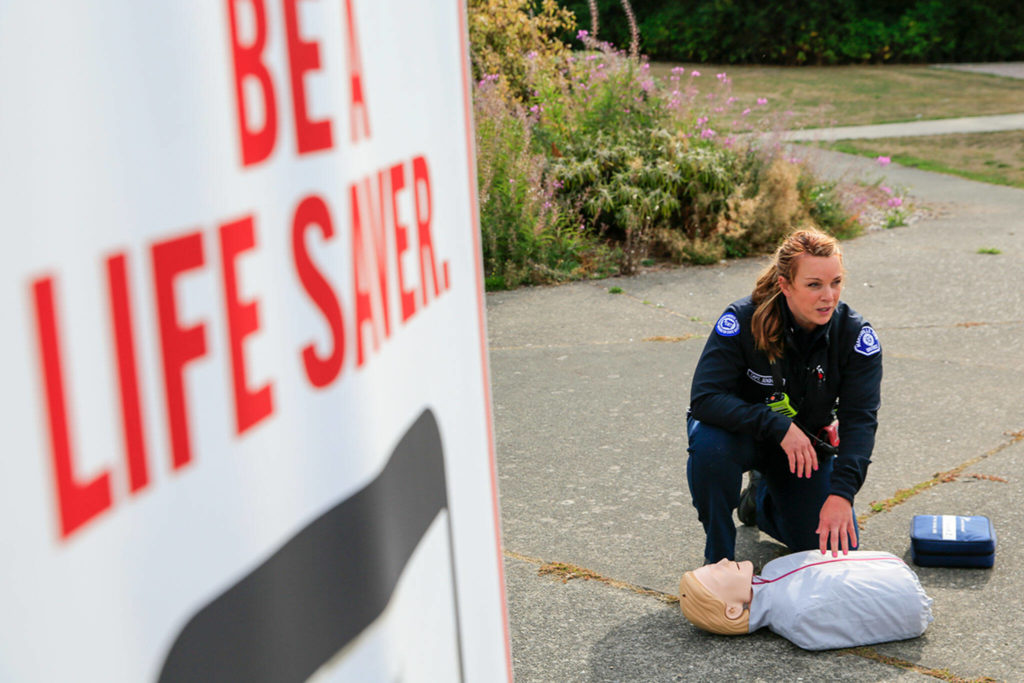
[650,62,1024,190]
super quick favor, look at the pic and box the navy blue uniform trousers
[686,415,859,563]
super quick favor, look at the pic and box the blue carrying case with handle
[910,515,996,568]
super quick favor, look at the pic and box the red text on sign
[30,152,448,541]
[225,0,371,166]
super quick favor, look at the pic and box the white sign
[0,1,510,680]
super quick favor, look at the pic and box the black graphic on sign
[159,409,463,682]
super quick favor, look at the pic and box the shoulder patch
[854,326,881,356]
[715,312,740,337]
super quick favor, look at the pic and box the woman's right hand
[780,422,818,478]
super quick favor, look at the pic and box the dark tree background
[556,0,1024,64]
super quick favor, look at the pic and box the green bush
[474,79,617,289]
[469,1,878,288]
[468,0,576,101]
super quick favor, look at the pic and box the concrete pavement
[782,112,1024,142]
[488,145,1024,680]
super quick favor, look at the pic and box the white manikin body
[747,550,933,650]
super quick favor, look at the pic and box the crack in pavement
[860,428,1023,523]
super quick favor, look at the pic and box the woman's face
[779,254,843,331]
[693,558,754,616]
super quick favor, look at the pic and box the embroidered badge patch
[854,326,881,356]
[715,312,740,337]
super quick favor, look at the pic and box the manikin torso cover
[748,550,933,650]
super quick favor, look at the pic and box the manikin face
[778,254,844,331]
[693,558,754,619]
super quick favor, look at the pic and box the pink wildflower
[577,29,589,41]
[696,116,708,125]
[700,128,716,139]
[691,70,701,77]
[672,66,686,75]
[742,108,751,116]
[757,97,768,105]
[887,197,903,208]
[876,156,891,166]
[880,185,892,195]
[727,96,737,104]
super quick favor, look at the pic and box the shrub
[474,77,617,288]
[469,2,881,287]
[468,0,576,101]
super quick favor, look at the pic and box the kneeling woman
[686,229,882,562]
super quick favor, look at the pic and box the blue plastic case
[910,515,996,568]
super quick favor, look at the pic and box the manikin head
[678,558,754,635]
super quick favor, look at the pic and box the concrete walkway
[488,120,1024,677]
[783,112,1024,142]
[933,62,1024,79]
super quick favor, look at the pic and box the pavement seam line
[503,549,678,604]
[860,428,1024,523]
[505,549,999,681]
[841,647,999,683]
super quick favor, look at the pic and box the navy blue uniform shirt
[689,296,882,503]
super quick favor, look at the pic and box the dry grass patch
[649,63,1024,129]
[827,131,1024,189]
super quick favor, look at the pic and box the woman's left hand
[816,494,857,557]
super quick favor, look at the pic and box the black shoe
[737,470,761,527]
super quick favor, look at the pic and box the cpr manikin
[678,551,933,650]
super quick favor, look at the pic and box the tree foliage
[555,0,1024,65]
